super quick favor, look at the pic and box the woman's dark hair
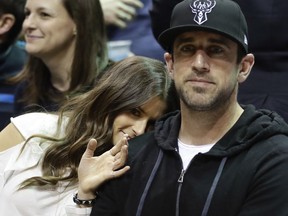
[20,56,171,188]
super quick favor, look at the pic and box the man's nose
[192,50,210,72]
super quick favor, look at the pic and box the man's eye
[209,46,224,54]
[180,45,195,53]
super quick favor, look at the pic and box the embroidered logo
[190,0,216,25]
[244,34,248,45]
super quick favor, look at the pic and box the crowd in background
[1,0,288,215]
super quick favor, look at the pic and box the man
[0,0,27,130]
[150,0,288,123]
[0,0,26,85]
[90,0,288,215]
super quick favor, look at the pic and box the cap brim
[158,25,246,53]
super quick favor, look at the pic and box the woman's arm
[65,137,129,215]
[0,123,25,152]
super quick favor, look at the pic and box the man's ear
[164,52,174,80]
[0,14,15,35]
[238,53,255,83]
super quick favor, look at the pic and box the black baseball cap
[158,0,248,53]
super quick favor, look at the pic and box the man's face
[165,31,242,111]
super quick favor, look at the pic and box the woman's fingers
[82,139,98,158]
[110,136,128,156]
[113,144,128,169]
[77,136,130,196]
[111,166,130,179]
[111,136,129,170]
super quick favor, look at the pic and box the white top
[0,113,91,216]
[178,139,214,170]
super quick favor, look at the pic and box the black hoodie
[91,105,288,216]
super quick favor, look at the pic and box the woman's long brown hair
[20,56,171,188]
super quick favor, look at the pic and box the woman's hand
[77,137,130,199]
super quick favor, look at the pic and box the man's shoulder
[128,131,157,162]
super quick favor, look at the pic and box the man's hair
[0,0,26,47]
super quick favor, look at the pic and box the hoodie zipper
[175,155,228,216]
[175,146,189,216]
[176,169,185,216]
[178,169,185,183]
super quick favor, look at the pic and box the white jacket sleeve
[66,204,92,216]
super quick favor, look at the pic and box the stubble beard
[177,83,237,112]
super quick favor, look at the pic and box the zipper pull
[178,169,185,183]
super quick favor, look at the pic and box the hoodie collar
[154,105,288,157]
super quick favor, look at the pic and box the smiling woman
[0,56,171,216]
[23,0,76,62]
[12,0,109,116]
[112,96,167,144]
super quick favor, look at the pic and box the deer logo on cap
[190,0,216,25]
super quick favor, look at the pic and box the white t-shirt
[0,113,91,216]
[178,139,214,170]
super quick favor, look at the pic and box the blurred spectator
[101,0,165,61]
[0,0,27,130]
[13,0,109,116]
[150,0,288,122]
[101,0,143,29]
